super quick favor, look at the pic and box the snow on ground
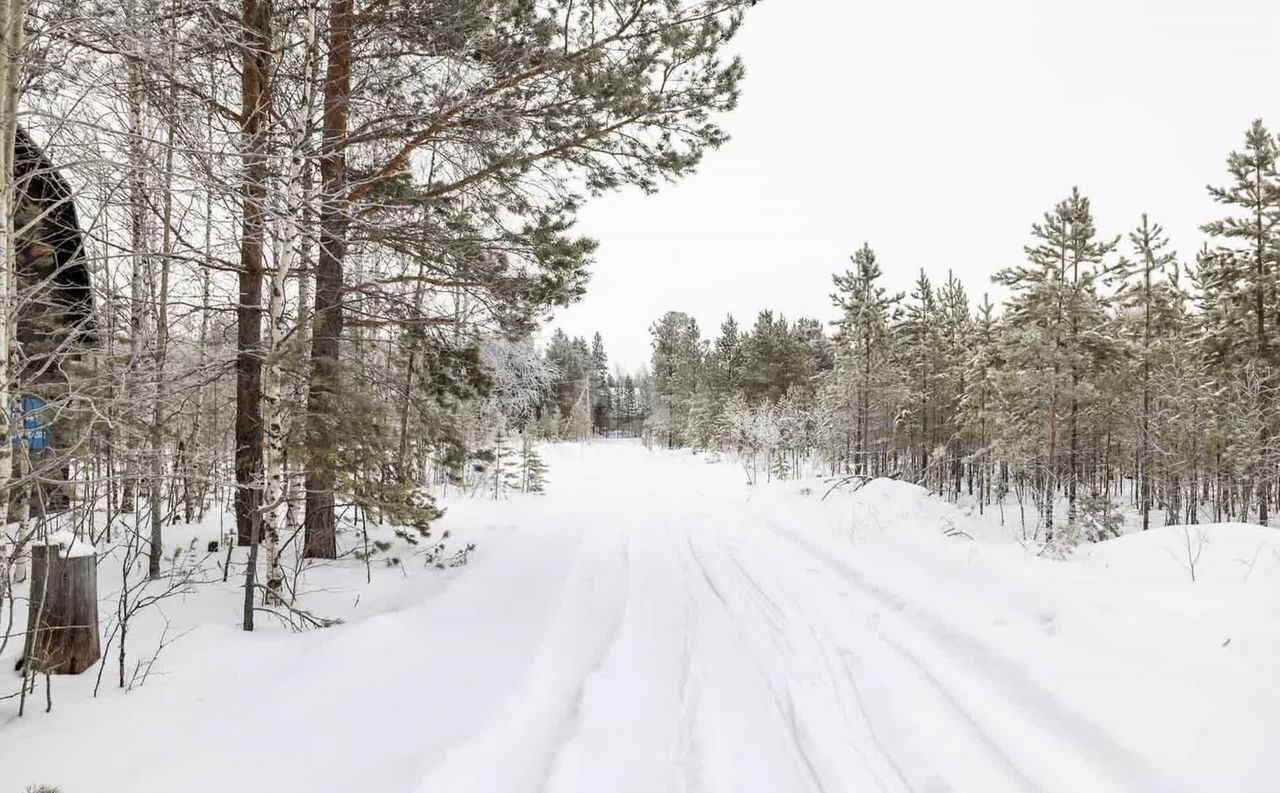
[3,439,1280,792]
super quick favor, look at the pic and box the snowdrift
[745,473,1014,548]
[837,477,999,540]
[1076,521,1280,585]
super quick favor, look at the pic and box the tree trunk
[122,0,147,518]
[1045,381,1058,541]
[1067,393,1078,530]
[1255,161,1270,527]
[263,1,319,600]
[235,0,271,546]
[242,498,262,631]
[303,0,353,560]
[1140,246,1152,531]
[0,0,26,523]
[149,20,178,577]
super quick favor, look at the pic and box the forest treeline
[611,121,1280,546]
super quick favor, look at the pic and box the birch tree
[262,0,321,604]
[0,0,26,526]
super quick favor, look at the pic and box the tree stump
[24,542,100,674]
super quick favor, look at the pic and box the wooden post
[24,542,100,674]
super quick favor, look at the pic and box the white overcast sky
[548,0,1280,371]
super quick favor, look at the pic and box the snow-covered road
[4,440,1279,792]
[415,442,1184,793]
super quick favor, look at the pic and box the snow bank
[745,474,1008,548]
[1075,522,1280,585]
[842,477,997,540]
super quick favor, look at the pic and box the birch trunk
[189,62,216,526]
[121,0,147,517]
[0,0,27,523]
[262,2,319,603]
[148,14,178,578]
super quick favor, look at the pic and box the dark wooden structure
[12,125,93,340]
[11,128,100,674]
[11,126,93,515]
[23,542,101,674]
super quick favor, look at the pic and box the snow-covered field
[4,439,1280,792]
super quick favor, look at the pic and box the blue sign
[11,396,50,451]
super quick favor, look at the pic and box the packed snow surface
[4,440,1280,792]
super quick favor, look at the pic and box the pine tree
[1110,214,1183,530]
[620,373,640,436]
[520,435,548,494]
[590,332,611,434]
[650,312,703,447]
[957,294,1001,513]
[896,270,941,485]
[740,311,812,404]
[709,314,743,400]
[795,317,835,375]
[544,329,593,422]
[1201,119,1280,525]
[489,429,521,500]
[935,272,973,499]
[684,385,721,450]
[830,243,900,475]
[995,188,1116,541]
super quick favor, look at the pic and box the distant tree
[935,271,973,498]
[630,123,1280,540]
[795,317,835,375]
[957,294,1001,511]
[830,243,900,475]
[544,329,592,423]
[895,270,941,483]
[709,314,743,398]
[590,332,611,433]
[650,311,703,447]
[740,311,811,404]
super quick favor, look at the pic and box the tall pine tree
[1201,120,1280,525]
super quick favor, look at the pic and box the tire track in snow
[764,520,1186,793]
[772,680,833,793]
[536,536,634,793]
[684,524,915,793]
[833,647,918,793]
[863,618,1044,793]
[760,541,1033,793]
[677,525,835,792]
[673,600,705,793]
[782,587,917,793]
[539,518,711,793]
[715,529,917,793]
[411,532,632,793]
[686,533,731,611]
[723,542,789,628]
